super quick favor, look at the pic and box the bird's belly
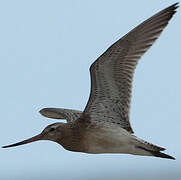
[85,126,133,154]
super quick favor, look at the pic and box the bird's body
[82,123,133,154]
[54,121,133,154]
[81,123,144,155]
[35,120,170,159]
[3,3,178,160]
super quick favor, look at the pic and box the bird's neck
[58,122,88,152]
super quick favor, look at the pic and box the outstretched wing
[83,3,178,133]
[40,108,82,122]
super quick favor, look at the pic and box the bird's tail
[132,137,175,160]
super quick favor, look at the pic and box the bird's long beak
[2,133,43,148]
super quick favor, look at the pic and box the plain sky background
[0,0,180,180]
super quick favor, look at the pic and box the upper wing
[40,108,82,122]
[83,3,178,133]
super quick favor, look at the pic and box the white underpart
[86,125,152,156]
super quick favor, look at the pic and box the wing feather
[83,3,178,133]
[40,108,82,122]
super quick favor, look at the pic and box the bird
[2,3,178,160]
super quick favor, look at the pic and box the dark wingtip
[153,151,175,160]
[173,2,179,11]
[153,151,176,160]
[171,2,179,13]
[174,2,179,7]
[168,2,179,8]
[162,2,179,16]
[170,156,176,160]
[137,146,175,160]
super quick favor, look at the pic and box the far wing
[40,108,82,122]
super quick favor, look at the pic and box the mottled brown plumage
[3,3,178,160]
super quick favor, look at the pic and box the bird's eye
[49,127,55,132]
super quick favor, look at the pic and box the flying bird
[3,3,178,160]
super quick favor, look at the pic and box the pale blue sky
[0,0,180,180]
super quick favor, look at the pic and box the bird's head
[2,123,65,148]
